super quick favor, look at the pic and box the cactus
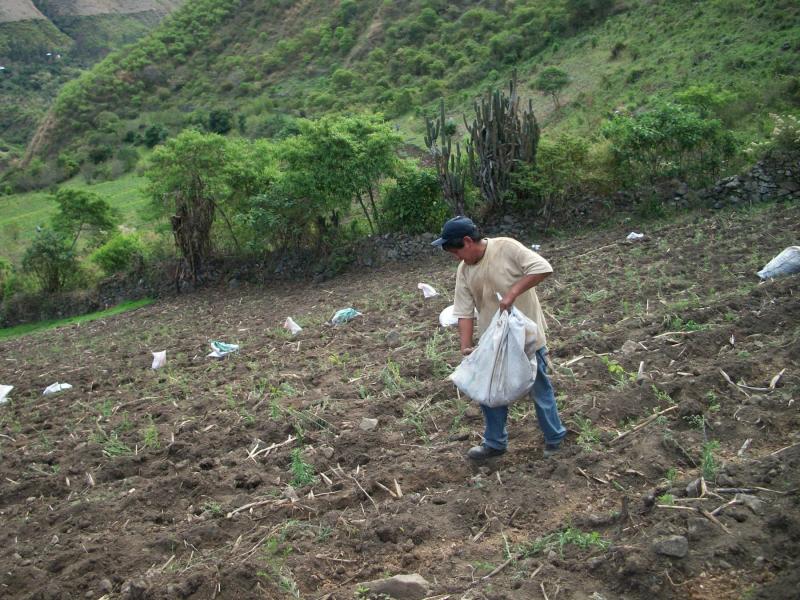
[425,99,467,216]
[465,70,540,211]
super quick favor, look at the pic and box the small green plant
[657,493,675,505]
[705,390,721,413]
[517,527,610,558]
[664,466,678,485]
[701,440,721,481]
[651,384,674,405]
[599,356,635,387]
[683,414,706,431]
[668,316,705,332]
[98,398,114,419]
[142,416,160,450]
[574,415,600,451]
[202,500,223,517]
[290,448,316,487]
[381,360,406,392]
[425,330,452,379]
[98,431,132,457]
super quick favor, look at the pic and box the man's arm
[498,272,551,312]
[458,317,475,355]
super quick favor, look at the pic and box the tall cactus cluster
[465,72,540,212]
[425,100,467,216]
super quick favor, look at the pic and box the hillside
[0,201,798,598]
[19,0,800,172]
[0,0,183,158]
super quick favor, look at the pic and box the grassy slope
[0,172,150,263]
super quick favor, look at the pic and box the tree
[278,114,401,235]
[535,66,570,110]
[51,188,117,250]
[22,230,79,293]
[208,109,234,134]
[143,124,168,148]
[145,130,274,281]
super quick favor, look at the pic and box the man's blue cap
[431,216,478,247]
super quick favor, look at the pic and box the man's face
[445,237,482,264]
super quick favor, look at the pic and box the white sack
[151,351,166,370]
[43,382,72,395]
[450,308,538,408]
[626,232,645,241]
[439,304,479,328]
[0,384,12,405]
[757,246,800,280]
[417,283,439,298]
[284,317,303,335]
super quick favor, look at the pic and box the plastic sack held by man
[432,216,566,460]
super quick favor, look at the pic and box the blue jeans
[480,347,566,450]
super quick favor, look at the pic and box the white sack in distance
[0,384,13,405]
[43,382,73,395]
[626,232,645,241]
[284,317,303,335]
[151,351,166,370]
[417,283,438,298]
[450,308,538,408]
[757,246,800,280]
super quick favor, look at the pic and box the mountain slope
[0,0,183,159]
[20,0,798,172]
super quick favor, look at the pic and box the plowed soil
[1,203,798,600]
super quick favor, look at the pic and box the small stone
[98,579,113,594]
[385,331,402,347]
[359,417,379,431]
[653,535,688,558]
[621,340,639,355]
[736,493,764,515]
[319,446,335,459]
[357,573,431,600]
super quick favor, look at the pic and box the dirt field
[1,202,798,600]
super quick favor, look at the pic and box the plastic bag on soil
[43,382,72,395]
[331,308,362,325]
[417,283,438,298]
[757,246,800,280]
[439,305,478,328]
[0,384,12,405]
[450,308,538,408]
[626,232,645,241]
[208,341,240,358]
[284,317,303,335]
[151,351,166,370]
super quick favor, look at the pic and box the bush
[22,230,80,293]
[90,233,144,275]
[601,100,736,187]
[0,257,11,301]
[381,164,448,235]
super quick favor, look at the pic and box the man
[432,216,566,460]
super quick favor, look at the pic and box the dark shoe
[467,445,506,460]
[543,443,561,458]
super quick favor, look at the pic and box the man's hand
[498,293,515,313]
[461,346,474,356]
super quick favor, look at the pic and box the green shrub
[0,257,11,301]
[601,100,737,188]
[22,229,79,293]
[381,164,448,235]
[90,234,144,274]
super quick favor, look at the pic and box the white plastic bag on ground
[0,384,12,405]
[626,232,645,241]
[151,351,166,370]
[43,382,72,395]
[439,304,479,327]
[417,283,438,298]
[757,246,800,279]
[208,341,240,358]
[450,308,538,408]
[284,317,303,335]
